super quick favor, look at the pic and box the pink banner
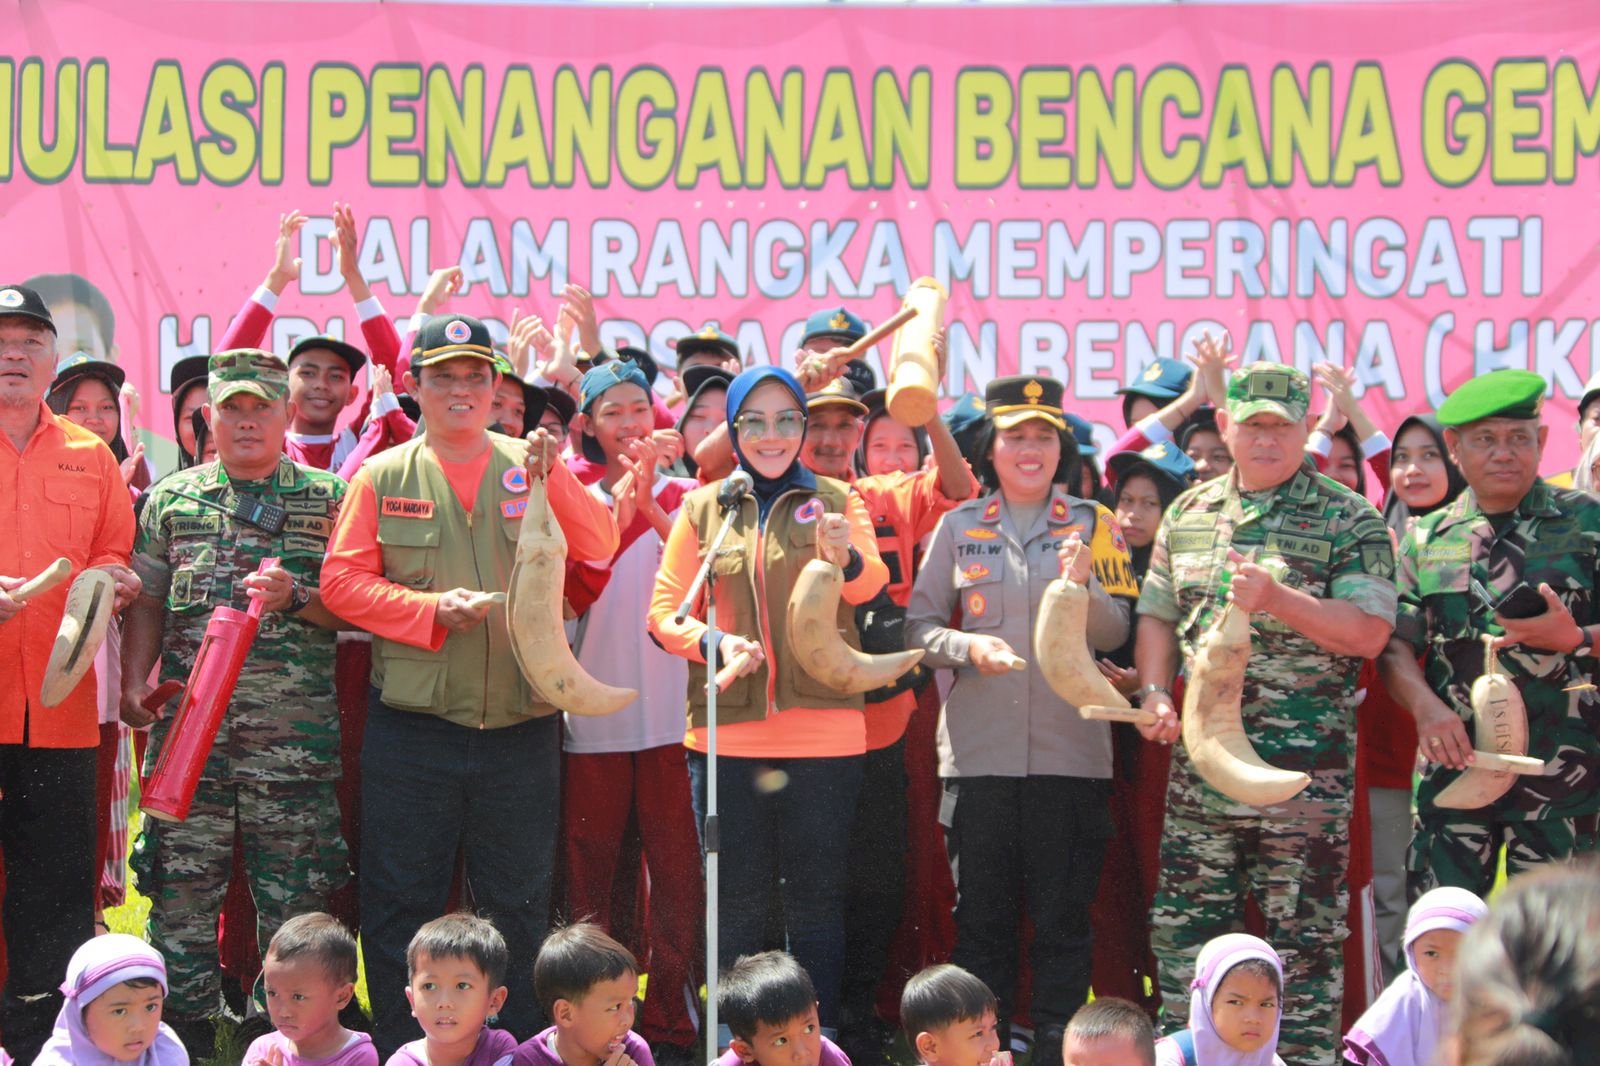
[3,0,1599,471]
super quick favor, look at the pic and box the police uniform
[907,376,1138,1057]
[130,350,348,1020]
[1136,365,1397,1066]
[1395,371,1600,895]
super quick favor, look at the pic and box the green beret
[1437,370,1546,427]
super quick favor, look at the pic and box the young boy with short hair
[899,964,1003,1066]
[246,913,378,1066]
[1064,999,1155,1066]
[717,953,849,1066]
[388,914,515,1066]
[510,925,654,1066]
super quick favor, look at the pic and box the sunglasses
[735,410,807,441]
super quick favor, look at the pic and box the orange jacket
[1,405,136,747]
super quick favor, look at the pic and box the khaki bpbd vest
[366,434,554,729]
[682,476,865,728]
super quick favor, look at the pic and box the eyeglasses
[735,410,806,441]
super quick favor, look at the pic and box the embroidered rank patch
[965,528,999,541]
[967,591,988,618]
[981,498,1001,522]
[502,467,530,494]
[793,498,823,524]
[381,497,435,519]
[502,498,529,519]
[1050,498,1069,522]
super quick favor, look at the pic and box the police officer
[0,284,140,1064]
[907,375,1137,1066]
[1134,364,1397,1066]
[1379,370,1600,897]
[120,349,349,1044]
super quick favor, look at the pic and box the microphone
[676,470,754,625]
[717,470,753,513]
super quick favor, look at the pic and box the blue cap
[1117,357,1193,401]
[1107,440,1198,494]
[1064,412,1099,456]
[941,392,989,453]
[579,360,651,415]
[801,307,867,347]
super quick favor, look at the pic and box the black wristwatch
[287,577,312,615]
[1136,683,1172,705]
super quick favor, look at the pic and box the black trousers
[941,775,1112,1035]
[360,696,560,1058]
[839,738,909,1028]
[1,742,97,1065]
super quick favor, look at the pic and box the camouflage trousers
[131,777,349,1018]
[1409,813,1600,899]
[1151,805,1349,1066]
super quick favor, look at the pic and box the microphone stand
[674,498,742,1053]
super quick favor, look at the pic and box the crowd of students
[2,204,1599,1066]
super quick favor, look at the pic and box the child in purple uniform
[245,914,378,1066]
[387,915,518,1066]
[715,953,851,1066]
[509,925,655,1066]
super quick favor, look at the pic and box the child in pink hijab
[1342,886,1487,1066]
[1155,934,1286,1066]
[34,935,189,1066]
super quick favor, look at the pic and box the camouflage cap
[208,348,288,404]
[1225,363,1309,423]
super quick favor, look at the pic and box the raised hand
[562,284,603,357]
[1313,362,1355,435]
[267,209,309,294]
[418,266,464,316]
[332,202,373,301]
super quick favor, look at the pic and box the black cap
[674,326,740,367]
[984,375,1067,431]
[681,364,735,400]
[0,285,56,334]
[542,386,577,431]
[411,314,496,369]
[840,358,877,397]
[50,354,126,397]
[288,334,367,374]
[614,345,659,387]
[168,354,212,436]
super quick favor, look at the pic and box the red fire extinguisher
[141,557,281,822]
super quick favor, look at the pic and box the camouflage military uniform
[130,455,349,1018]
[1138,460,1397,1066]
[1395,481,1600,896]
